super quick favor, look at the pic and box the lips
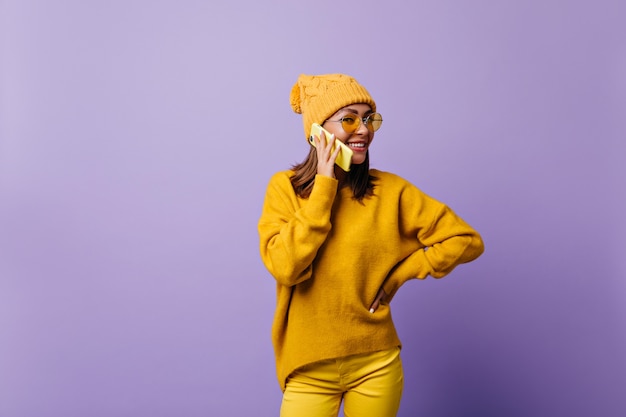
[347,141,367,151]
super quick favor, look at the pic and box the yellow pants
[280,347,404,417]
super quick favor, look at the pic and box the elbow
[453,233,486,260]
[261,256,311,287]
[272,269,305,287]
[472,233,485,260]
[260,239,316,287]
[423,233,485,279]
[460,233,485,264]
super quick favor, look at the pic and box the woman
[258,73,484,417]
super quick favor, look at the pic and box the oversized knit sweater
[258,169,484,391]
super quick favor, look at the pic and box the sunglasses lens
[368,113,383,132]
[340,115,360,133]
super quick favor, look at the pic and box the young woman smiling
[258,73,484,417]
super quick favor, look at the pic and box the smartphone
[309,123,353,172]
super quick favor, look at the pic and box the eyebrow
[338,107,373,116]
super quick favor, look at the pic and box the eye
[341,115,357,125]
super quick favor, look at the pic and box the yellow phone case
[309,123,353,171]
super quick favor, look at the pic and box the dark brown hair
[290,148,376,202]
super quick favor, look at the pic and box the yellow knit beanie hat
[290,73,376,140]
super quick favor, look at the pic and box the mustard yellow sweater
[258,169,484,391]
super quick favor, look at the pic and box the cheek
[323,125,349,142]
[321,122,345,138]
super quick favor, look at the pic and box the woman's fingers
[316,131,338,178]
[369,288,388,313]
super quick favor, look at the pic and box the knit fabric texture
[258,170,484,391]
[290,73,377,141]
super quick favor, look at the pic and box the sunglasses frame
[325,112,383,134]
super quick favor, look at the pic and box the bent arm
[383,191,484,299]
[258,174,337,287]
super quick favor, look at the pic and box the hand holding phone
[309,123,353,172]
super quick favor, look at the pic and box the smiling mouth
[347,142,367,150]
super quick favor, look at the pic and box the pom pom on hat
[290,73,376,140]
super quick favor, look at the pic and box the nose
[355,117,370,134]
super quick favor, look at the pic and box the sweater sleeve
[258,173,338,287]
[382,185,484,299]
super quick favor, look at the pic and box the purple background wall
[1,1,624,416]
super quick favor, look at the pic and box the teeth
[349,143,366,148]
